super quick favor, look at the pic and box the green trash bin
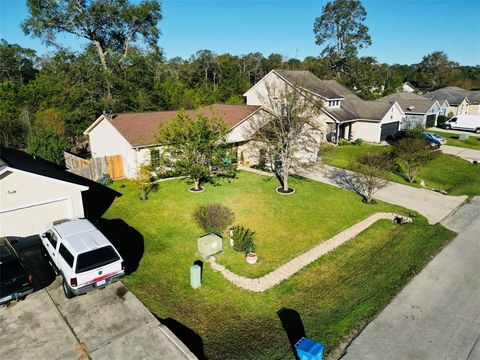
[190,264,201,289]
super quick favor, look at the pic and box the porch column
[336,123,340,145]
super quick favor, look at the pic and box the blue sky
[1,0,479,65]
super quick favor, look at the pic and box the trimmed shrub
[437,115,449,126]
[353,138,364,146]
[232,225,255,253]
[426,115,436,128]
[97,174,113,186]
[193,203,235,234]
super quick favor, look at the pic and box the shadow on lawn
[155,316,206,359]
[324,167,360,192]
[277,307,307,360]
[96,218,144,275]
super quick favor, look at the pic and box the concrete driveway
[0,237,196,360]
[299,165,467,224]
[427,127,480,137]
[340,197,480,360]
[441,145,480,163]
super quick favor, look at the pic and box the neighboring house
[376,92,443,128]
[85,104,264,179]
[0,148,118,237]
[424,87,480,116]
[437,99,450,116]
[244,70,405,144]
[402,82,417,93]
[84,71,405,174]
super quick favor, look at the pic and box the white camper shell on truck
[40,219,125,298]
[444,115,480,133]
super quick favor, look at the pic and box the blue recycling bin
[295,337,324,360]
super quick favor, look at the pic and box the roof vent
[407,105,415,111]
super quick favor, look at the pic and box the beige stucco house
[424,87,480,116]
[244,70,405,144]
[0,150,88,237]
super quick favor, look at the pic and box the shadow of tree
[155,316,206,360]
[96,219,144,275]
[323,167,368,200]
[277,307,307,360]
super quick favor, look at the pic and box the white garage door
[0,198,72,237]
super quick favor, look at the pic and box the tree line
[1,0,479,164]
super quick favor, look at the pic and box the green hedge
[426,115,436,128]
[437,115,449,126]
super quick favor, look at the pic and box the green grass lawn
[320,143,480,196]
[105,171,454,359]
[430,130,480,150]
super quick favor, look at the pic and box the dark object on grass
[278,308,307,360]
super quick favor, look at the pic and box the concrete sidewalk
[441,145,480,163]
[340,197,480,360]
[299,165,467,224]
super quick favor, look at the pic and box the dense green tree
[0,40,37,84]
[414,51,455,90]
[23,0,162,102]
[343,56,388,99]
[26,127,69,165]
[261,53,284,73]
[0,82,30,148]
[313,0,371,76]
[156,111,233,191]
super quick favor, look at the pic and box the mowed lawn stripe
[105,171,454,359]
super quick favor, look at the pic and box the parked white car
[443,114,480,133]
[40,219,125,298]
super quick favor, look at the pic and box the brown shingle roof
[104,104,261,147]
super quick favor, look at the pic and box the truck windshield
[76,246,120,273]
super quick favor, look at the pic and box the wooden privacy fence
[64,152,125,181]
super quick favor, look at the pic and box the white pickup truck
[40,219,125,298]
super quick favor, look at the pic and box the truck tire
[475,128,480,134]
[62,279,76,299]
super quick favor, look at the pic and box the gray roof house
[423,87,476,105]
[243,70,405,145]
[376,92,443,128]
[424,87,480,116]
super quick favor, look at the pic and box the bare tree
[350,153,394,203]
[249,81,324,193]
